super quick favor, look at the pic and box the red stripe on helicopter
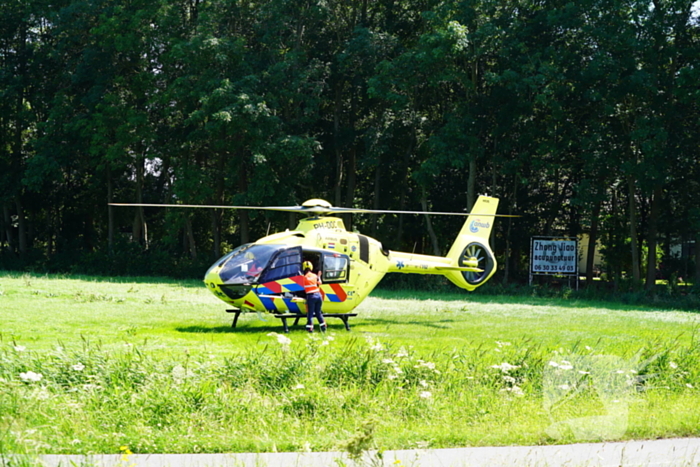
[329,283,347,302]
[289,275,305,288]
[261,281,282,294]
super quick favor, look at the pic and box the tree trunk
[238,161,250,244]
[3,204,15,255]
[210,210,221,259]
[645,186,662,291]
[333,85,344,206]
[211,154,225,259]
[467,156,476,211]
[502,180,516,284]
[396,134,414,248]
[585,200,601,286]
[186,215,197,259]
[133,156,147,247]
[15,196,27,259]
[371,161,381,237]
[107,167,114,254]
[695,231,700,285]
[345,145,356,231]
[421,188,440,256]
[627,175,641,282]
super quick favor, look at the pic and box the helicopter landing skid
[226,309,357,333]
[273,313,358,333]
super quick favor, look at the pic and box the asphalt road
[28,437,700,466]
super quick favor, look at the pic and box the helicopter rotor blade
[108,203,521,217]
[108,203,330,213]
[318,207,521,217]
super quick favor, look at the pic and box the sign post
[530,237,579,289]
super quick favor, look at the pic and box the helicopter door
[258,246,303,283]
[321,252,349,283]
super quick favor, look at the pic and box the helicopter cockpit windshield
[217,244,284,284]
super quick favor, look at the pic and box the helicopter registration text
[313,220,342,229]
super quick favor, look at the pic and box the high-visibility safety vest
[303,271,321,295]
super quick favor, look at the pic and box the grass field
[1,272,699,457]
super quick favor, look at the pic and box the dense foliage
[1,0,699,288]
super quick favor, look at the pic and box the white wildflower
[558,384,570,391]
[267,332,292,346]
[491,362,520,373]
[503,375,516,384]
[415,360,436,370]
[419,380,429,388]
[501,386,524,397]
[578,370,590,375]
[72,363,85,372]
[20,371,43,383]
[382,358,395,365]
[669,362,678,369]
[396,348,409,358]
[559,360,573,371]
[293,383,305,390]
[32,388,50,400]
[171,365,187,383]
[419,391,432,399]
[370,343,385,351]
[687,383,694,389]
[548,361,560,368]
[14,345,26,352]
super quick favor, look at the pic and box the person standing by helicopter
[303,261,326,333]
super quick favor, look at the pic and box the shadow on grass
[0,270,205,288]
[362,317,455,329]
[371,288,700,313]
[176,324,361,334]
[177,314,457,334]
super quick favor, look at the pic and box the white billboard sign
[530,237,578,275]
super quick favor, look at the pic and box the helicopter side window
[218,244,281,284]
[322,253,349,284]
[258,246,303,283]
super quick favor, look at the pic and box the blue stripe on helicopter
[257,285,275,295]
[325,293,343,303]
[283,298,302,313]
[259,296,276,311]
[284,282,304,292]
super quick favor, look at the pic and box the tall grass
[1,332,699,455]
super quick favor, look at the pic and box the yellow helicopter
[112,195,505,329]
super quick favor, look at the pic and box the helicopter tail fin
[443,196,499,291]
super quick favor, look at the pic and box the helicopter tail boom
[384,196,499,291]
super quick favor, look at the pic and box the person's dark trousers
[305,293,326,331]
